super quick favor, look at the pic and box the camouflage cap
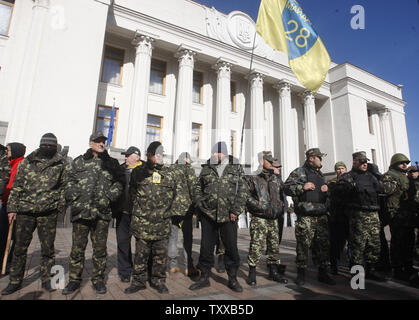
[305,148,326,159]
[352,151,369,161]
[334,161,347,170]
[89,131,107,142]
[407,165,418,172]
[122,146,141,156]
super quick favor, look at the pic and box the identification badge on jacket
[152,172,161,184]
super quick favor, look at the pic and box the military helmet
[390,153,410,166]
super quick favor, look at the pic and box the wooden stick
[2,217,15,275]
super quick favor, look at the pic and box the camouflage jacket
[245,170,284,219]
[7,150,71,214]
[382,168,409,214]
[170,162,198,215]
[66,149,123,222]
[0,152,11,197]
[195,155,247,223]
[335,170,381,211]
[406,177,419,213]
[130,162,189,240]
[284,162,328,216]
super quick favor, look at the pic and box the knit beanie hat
[39,133,58,147]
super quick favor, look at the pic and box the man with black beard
[2,133,71,295]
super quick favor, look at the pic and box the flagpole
[238,30,258,167]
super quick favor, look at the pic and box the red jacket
[2,156,24,204]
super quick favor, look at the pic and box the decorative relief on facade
[249,72,264,89]
[176,49,195,68]
[205,7,275,60]
[214,61,231,79]
[274,81,291,97]
[132,32,154,56]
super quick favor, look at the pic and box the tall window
[95,105,119,147]
[230,82,237,112]
[101,46,124,85]
[149,59,166,95]
[192,71,203,104]
[0,0,15,36]
[371,149,377,164]
[367,110,374,134]
[146,114,163,148]
[191,123,202,159]
[231,130,237,157]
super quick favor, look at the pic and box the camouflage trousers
[132,237,168,286]
[69,218,109,284]
[349,211,380,267]
[295,215,330,269]
[9,211,58,285]
[248,216,280,267]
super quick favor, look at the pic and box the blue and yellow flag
[256,0,331,92]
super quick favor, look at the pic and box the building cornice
[330,77,406,108]
[111,3,331,92]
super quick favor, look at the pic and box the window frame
[192,71,204,104]
[95,104,119,147]
[191,122,202,159]
[149,58,167,95]
[230,81,237,113]
[231,130,237,158]
[100,45,125,86]
[146,114,163,143]
[0,0,15,37]
[367,109,374,135]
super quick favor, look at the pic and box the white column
[379,108,395,169]
[274,81,295,179]
[302,90,318,149]
[371,112,385,172]
[249,72,265,170]
[213,60,231,146]
[6,0,50,142]
[173,49,195,159]
[127,33,154,153]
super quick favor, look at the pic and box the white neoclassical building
[0,0,410,179]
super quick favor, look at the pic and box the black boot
[124,282,146,294]
[318,267,336,285]
[62,281,80,295]
[189,270,210,291]
[227,268,243,293]
[42,280,56,292]
[246,266,256,286]
[277,264,287,275]
[216,255,225,273]
[365,266,386,282]
[1,283,21,296]
[268,264,288,284]
[295,268,305,286]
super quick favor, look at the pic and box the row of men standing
[0,131,418,296]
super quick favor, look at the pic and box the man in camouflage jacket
[0,145,11,198]
[62,132,124,295]
[335,152,385,282]
[124,141,188,295]
[284,148,335,286]
[189,142,247,293]
[382,153,415,281]
[1,133,71,295]
[245,151,288,287]
[167,152,199,277]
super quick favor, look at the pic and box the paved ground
[0,226,418,300]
